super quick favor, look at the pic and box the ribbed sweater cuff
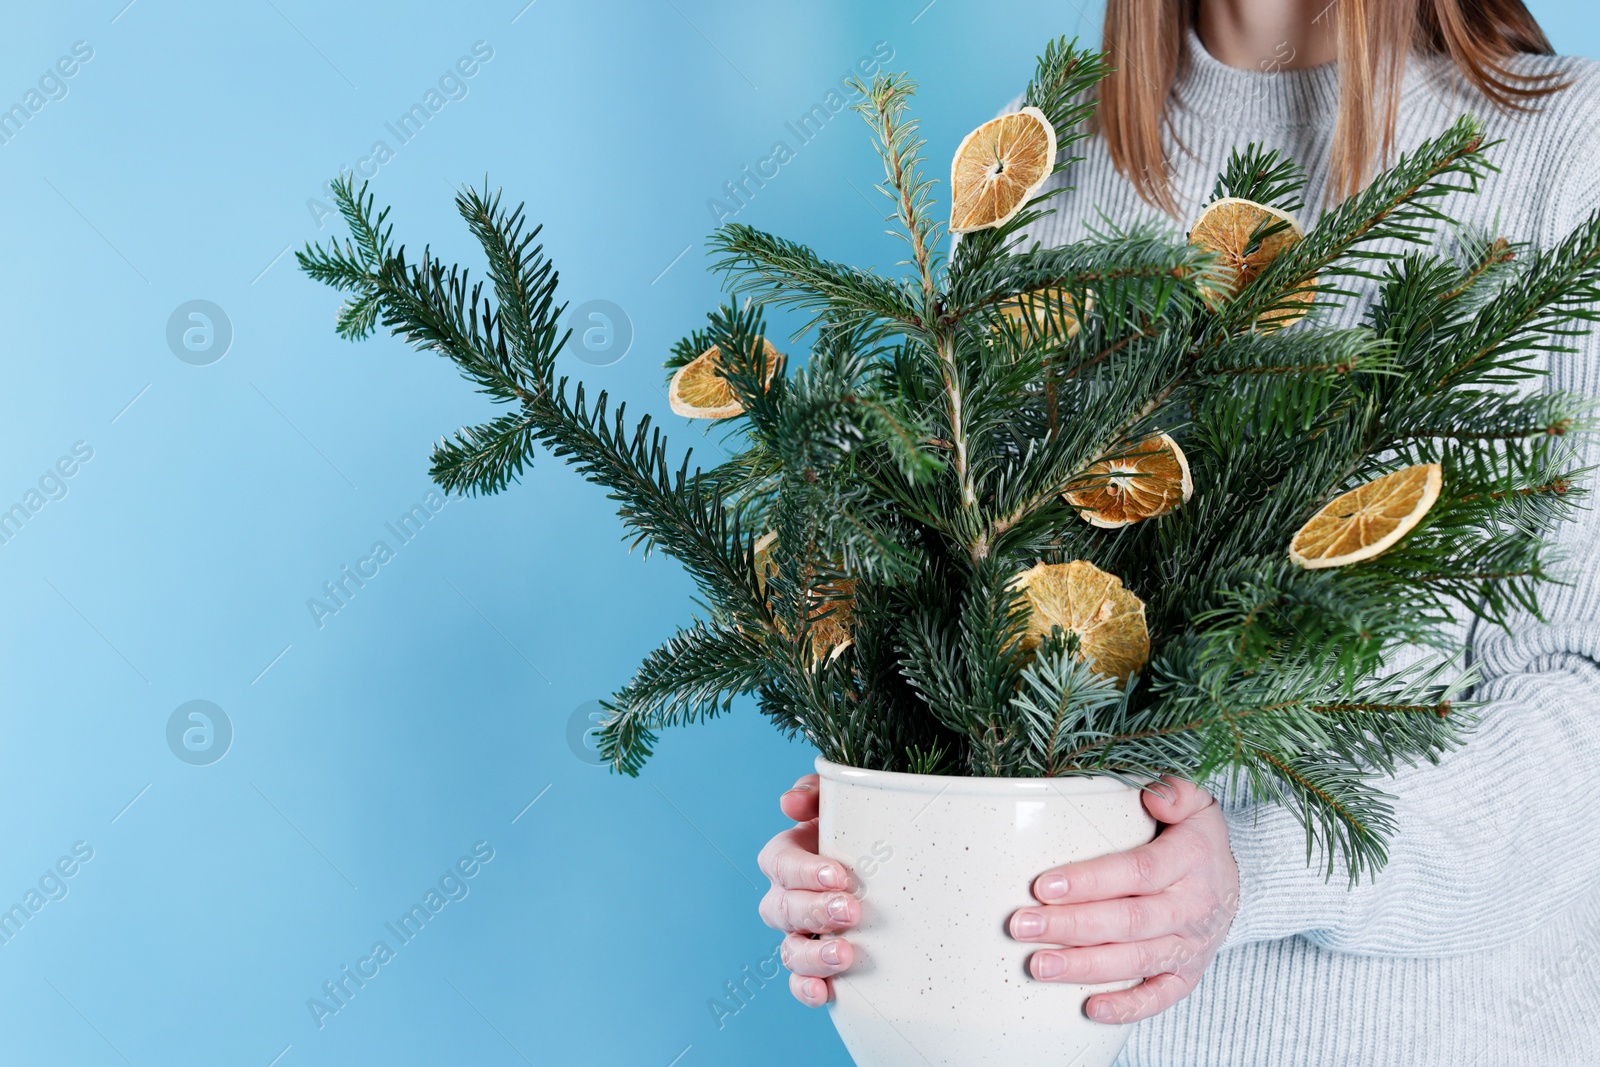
[1218,801,1357,950]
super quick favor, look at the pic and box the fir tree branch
[851,72,942,299]
[944,225,1207,324]
[296,176,394,339]
[1249,750,1392,882]
[305,179,775,631]
[712,224,925,333]
[1433,208,1600,391]
[430,411,539,495]
[1437,236,1517,305]
[1022,37,1111,144]
[1213,117,1492,333]
[598,620,773,776]
[1210,144,1308,213]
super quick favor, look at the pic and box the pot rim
[815,757,1148,796]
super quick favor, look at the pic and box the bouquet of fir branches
[299,39,1600,880]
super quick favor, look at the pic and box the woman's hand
[1008,776,1239,1024]
[756,773,858,1007]
[757,772,1238,1019]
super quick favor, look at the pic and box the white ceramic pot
[816,757,1158,1067]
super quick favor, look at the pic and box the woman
[757,1,1600,1063]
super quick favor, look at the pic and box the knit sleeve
[1217,136,1600,957]
[1220,665,1600,955]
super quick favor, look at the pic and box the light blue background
[0,2,1592,1065]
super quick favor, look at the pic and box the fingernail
[804,978,824,1003]
[1088,999,1114,1022]
[1037,872,1069,900]
[1033,952,1064,980]
[820,940,843,966]
[818,864,844,889]
[826,894,852,923]
[1012,910,1045,939]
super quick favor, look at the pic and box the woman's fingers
[1084,971,1199,1024]
[758,886,861,934]
[766,773,854,1010]
[1032,823,1205,904]
[757,826,850,891]
[789,971,831,1007]
[781,932,855,977]
[1012,783,1236,1025]
[779,774,821,822]
[1026,935,1194,984]
[1010,892,1188,946]
[1141,776,1214,824]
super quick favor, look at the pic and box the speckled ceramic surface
[816,758,1157,1067]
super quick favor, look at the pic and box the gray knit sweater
[1018,32,1600,1067]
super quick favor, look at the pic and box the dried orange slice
[950,107,1058,234]
[1289,463,1442,570]
[1188,197,1314,325]
[1065,434,1193,529]
[807,587,855,664]
[667,340,783,419]
[752,531,854,662]
[998,287,1094,340]
[753,531,779,587]
[1012,560,1149,684]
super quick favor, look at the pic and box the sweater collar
[1172,28,1340,129]
[1170,29,1449,132]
